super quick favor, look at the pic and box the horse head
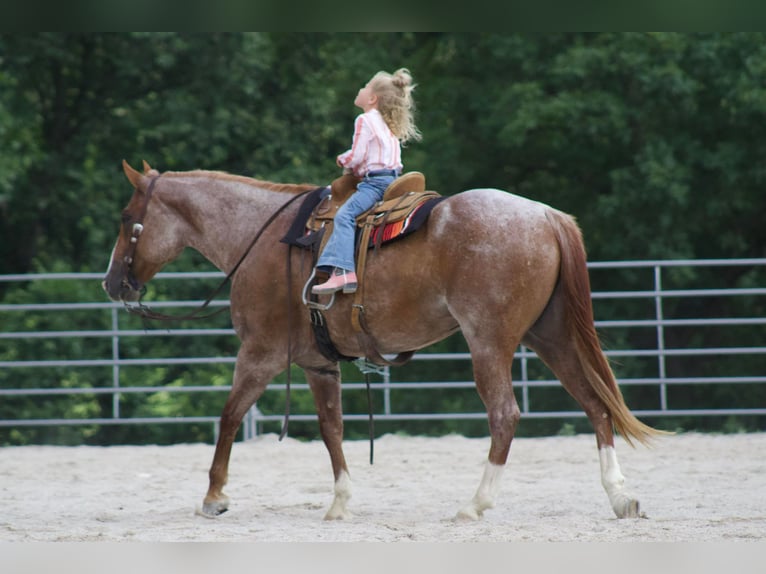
[102,160,179,302]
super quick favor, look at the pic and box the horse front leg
[304,365,351,520]
[200,348,275,517]
[457,351,519,520]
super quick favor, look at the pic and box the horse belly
[358,243,459,351]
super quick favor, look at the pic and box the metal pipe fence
[1,259,765,442]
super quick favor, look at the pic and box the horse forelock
[162,170,317,194]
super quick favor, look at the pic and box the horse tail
[544,208,666,447]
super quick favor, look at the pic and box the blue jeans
[317,173,395,272]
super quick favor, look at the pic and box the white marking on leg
[324,469,352,520]
[456,461,505,520]
[599,446,642,518]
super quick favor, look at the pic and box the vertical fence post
[520,345,530,414]
[383,365,391,416]
[242,407,252,441]
[654,265,668,411]
[111,305,121,419]
[242,404,265,441]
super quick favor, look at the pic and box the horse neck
[157,173,312,272]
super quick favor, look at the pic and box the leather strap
[351,213,376,332]
[354,305,415,367]
[348,196,417,367]
[126,186,315,323]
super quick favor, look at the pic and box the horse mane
[164,169,318,194]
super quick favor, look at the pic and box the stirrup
[302,268,336,311]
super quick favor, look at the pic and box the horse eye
[121,212,132,224]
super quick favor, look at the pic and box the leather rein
[121,176,388,456]
[122,174,313,323]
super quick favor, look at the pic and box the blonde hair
[369,68,422,144]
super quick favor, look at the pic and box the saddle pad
[280,186,330,248]
[280,186,447,250]
[365,195,446,248]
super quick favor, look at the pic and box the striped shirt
[337,109,402,177]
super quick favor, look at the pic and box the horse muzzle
[102,271,142,303]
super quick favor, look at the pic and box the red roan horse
[103,160,666,521]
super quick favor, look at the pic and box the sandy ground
[1,432,764,542]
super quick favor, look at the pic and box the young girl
[312,68,421,295]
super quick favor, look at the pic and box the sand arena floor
[1,432,764,542]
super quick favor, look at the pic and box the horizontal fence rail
[1,259,765,442]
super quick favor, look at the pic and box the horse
[103,160,666,521]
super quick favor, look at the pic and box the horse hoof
[198,504,228,518]
[455,506,482,521]
[324,506,351,520]
[199,496,230,518]
[614,497,644,519]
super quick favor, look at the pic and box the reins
[124,174,313,446]
[120,176,378,456]
[122,176,315,445]
[123,177,313,323]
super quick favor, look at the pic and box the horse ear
[122,159,145,190]
[141,160,160,178]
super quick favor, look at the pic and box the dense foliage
[1,33,764,445]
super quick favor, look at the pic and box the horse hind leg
[456,347,520,521]
[522,301,644,519]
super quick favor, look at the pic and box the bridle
[121,174,313,323]
[120,174,160,296]
[119,173,317,442]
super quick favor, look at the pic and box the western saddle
[303,171,438,305]
[301,171,438,366]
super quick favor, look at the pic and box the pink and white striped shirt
[336,109,402,177]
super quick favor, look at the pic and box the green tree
[1,33,764,444]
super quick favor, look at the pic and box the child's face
[354,81,378,112]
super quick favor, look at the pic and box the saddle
[309,171,439,290]
[282,172,444,367]
[306,172,440,245]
